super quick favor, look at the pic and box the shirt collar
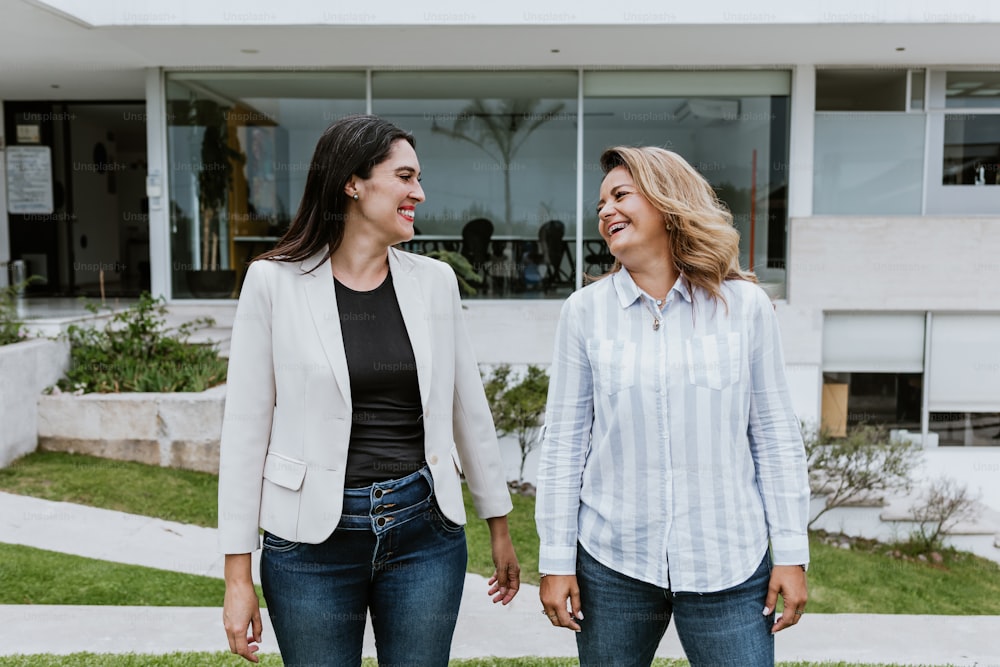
[611,267,693,309]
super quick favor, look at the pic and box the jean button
[373,488,384,499]
[376,516,387,527]
[373,504,385,514]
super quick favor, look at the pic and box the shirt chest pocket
[587,339,637,396]
[685,332,742,390]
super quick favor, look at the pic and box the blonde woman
[536,146,809,667]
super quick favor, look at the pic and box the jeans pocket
[262,531,301,553]
[429,503,465,535]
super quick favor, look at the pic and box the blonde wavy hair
[595,146,756,303]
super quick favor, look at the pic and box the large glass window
[925,71,1000,213]
[943,114,1000,186]
[814,113,925,214]
[373,71,578,298]
[813,69,926,215]
[165,72,365,298]
[583,71,791,287]
[944,72,1000,109]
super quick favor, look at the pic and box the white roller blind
[584,70,791,97]
[822,313,925,373]
[928,314,1000,412]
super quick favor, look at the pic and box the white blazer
[217,246,513,554]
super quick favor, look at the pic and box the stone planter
[0,338,69,467]
[37,384,226,473]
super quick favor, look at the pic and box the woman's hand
[765,565,808,634]
[486,516,521,604]
[223,554,263,662]
[539,574,582,632]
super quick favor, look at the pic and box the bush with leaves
[0,278,38,346]
[424,249,485,297]
[907,477,980,553]
[58,292,227,393]
[483,364,549,485]
[804,423,922,529]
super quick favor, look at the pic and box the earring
[352,193,359,201]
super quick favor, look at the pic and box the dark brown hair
[255,114,415,269]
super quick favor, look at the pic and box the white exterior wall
[789,217,1000,311]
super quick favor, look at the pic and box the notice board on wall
[6,145,54,215]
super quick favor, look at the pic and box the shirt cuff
[771,535,810,567]
[539,544,578,575]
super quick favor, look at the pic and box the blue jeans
[575,546,774,667]
[260,466,468,667]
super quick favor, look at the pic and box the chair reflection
[538,219,572,289]
[461,218,494,288]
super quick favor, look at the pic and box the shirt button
[429,455,439,465]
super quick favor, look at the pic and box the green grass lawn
[0,542,263,606]
[2,451,1000,614]
[0,655,954,667]
[0,451,218,527]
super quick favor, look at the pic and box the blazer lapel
[303,249,353,411]
[389,248,432,411]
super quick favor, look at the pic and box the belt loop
[418,464,434,491]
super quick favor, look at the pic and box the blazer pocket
[262,452,307,491]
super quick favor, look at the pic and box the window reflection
[374,71,577,298]
[583,94,790,287]
[165,73,365,298]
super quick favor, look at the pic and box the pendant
[653,318,660,331]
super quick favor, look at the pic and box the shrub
[483,364,549,485]
[0,279,36,346]
[58,292,227,393]
[804,423,922,529]
[907,476,980,553]
[425,249,485,296]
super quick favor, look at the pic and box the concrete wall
[0,338,70,467]
[788,216,1000,311]
[37,384,225,473]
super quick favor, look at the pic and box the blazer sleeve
[217,261,277,554]
[446,270,514,520]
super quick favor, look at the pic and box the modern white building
[2,0,999,454]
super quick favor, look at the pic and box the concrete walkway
[2,491,999,665]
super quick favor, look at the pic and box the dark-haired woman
[218,114,520,666]
[536,146,808,667]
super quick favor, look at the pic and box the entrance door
[4,101,148,297]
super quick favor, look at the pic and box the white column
[0,102,10,288]
[786,65,816,306]
[145,68,171,299]
[787,65,815,220]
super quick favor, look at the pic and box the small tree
[908,477,979,553]
[483,364,549,485]
[805,423,922,529]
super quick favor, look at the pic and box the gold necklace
[643,297,663,331]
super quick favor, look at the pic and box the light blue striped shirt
[536,268,809,592]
